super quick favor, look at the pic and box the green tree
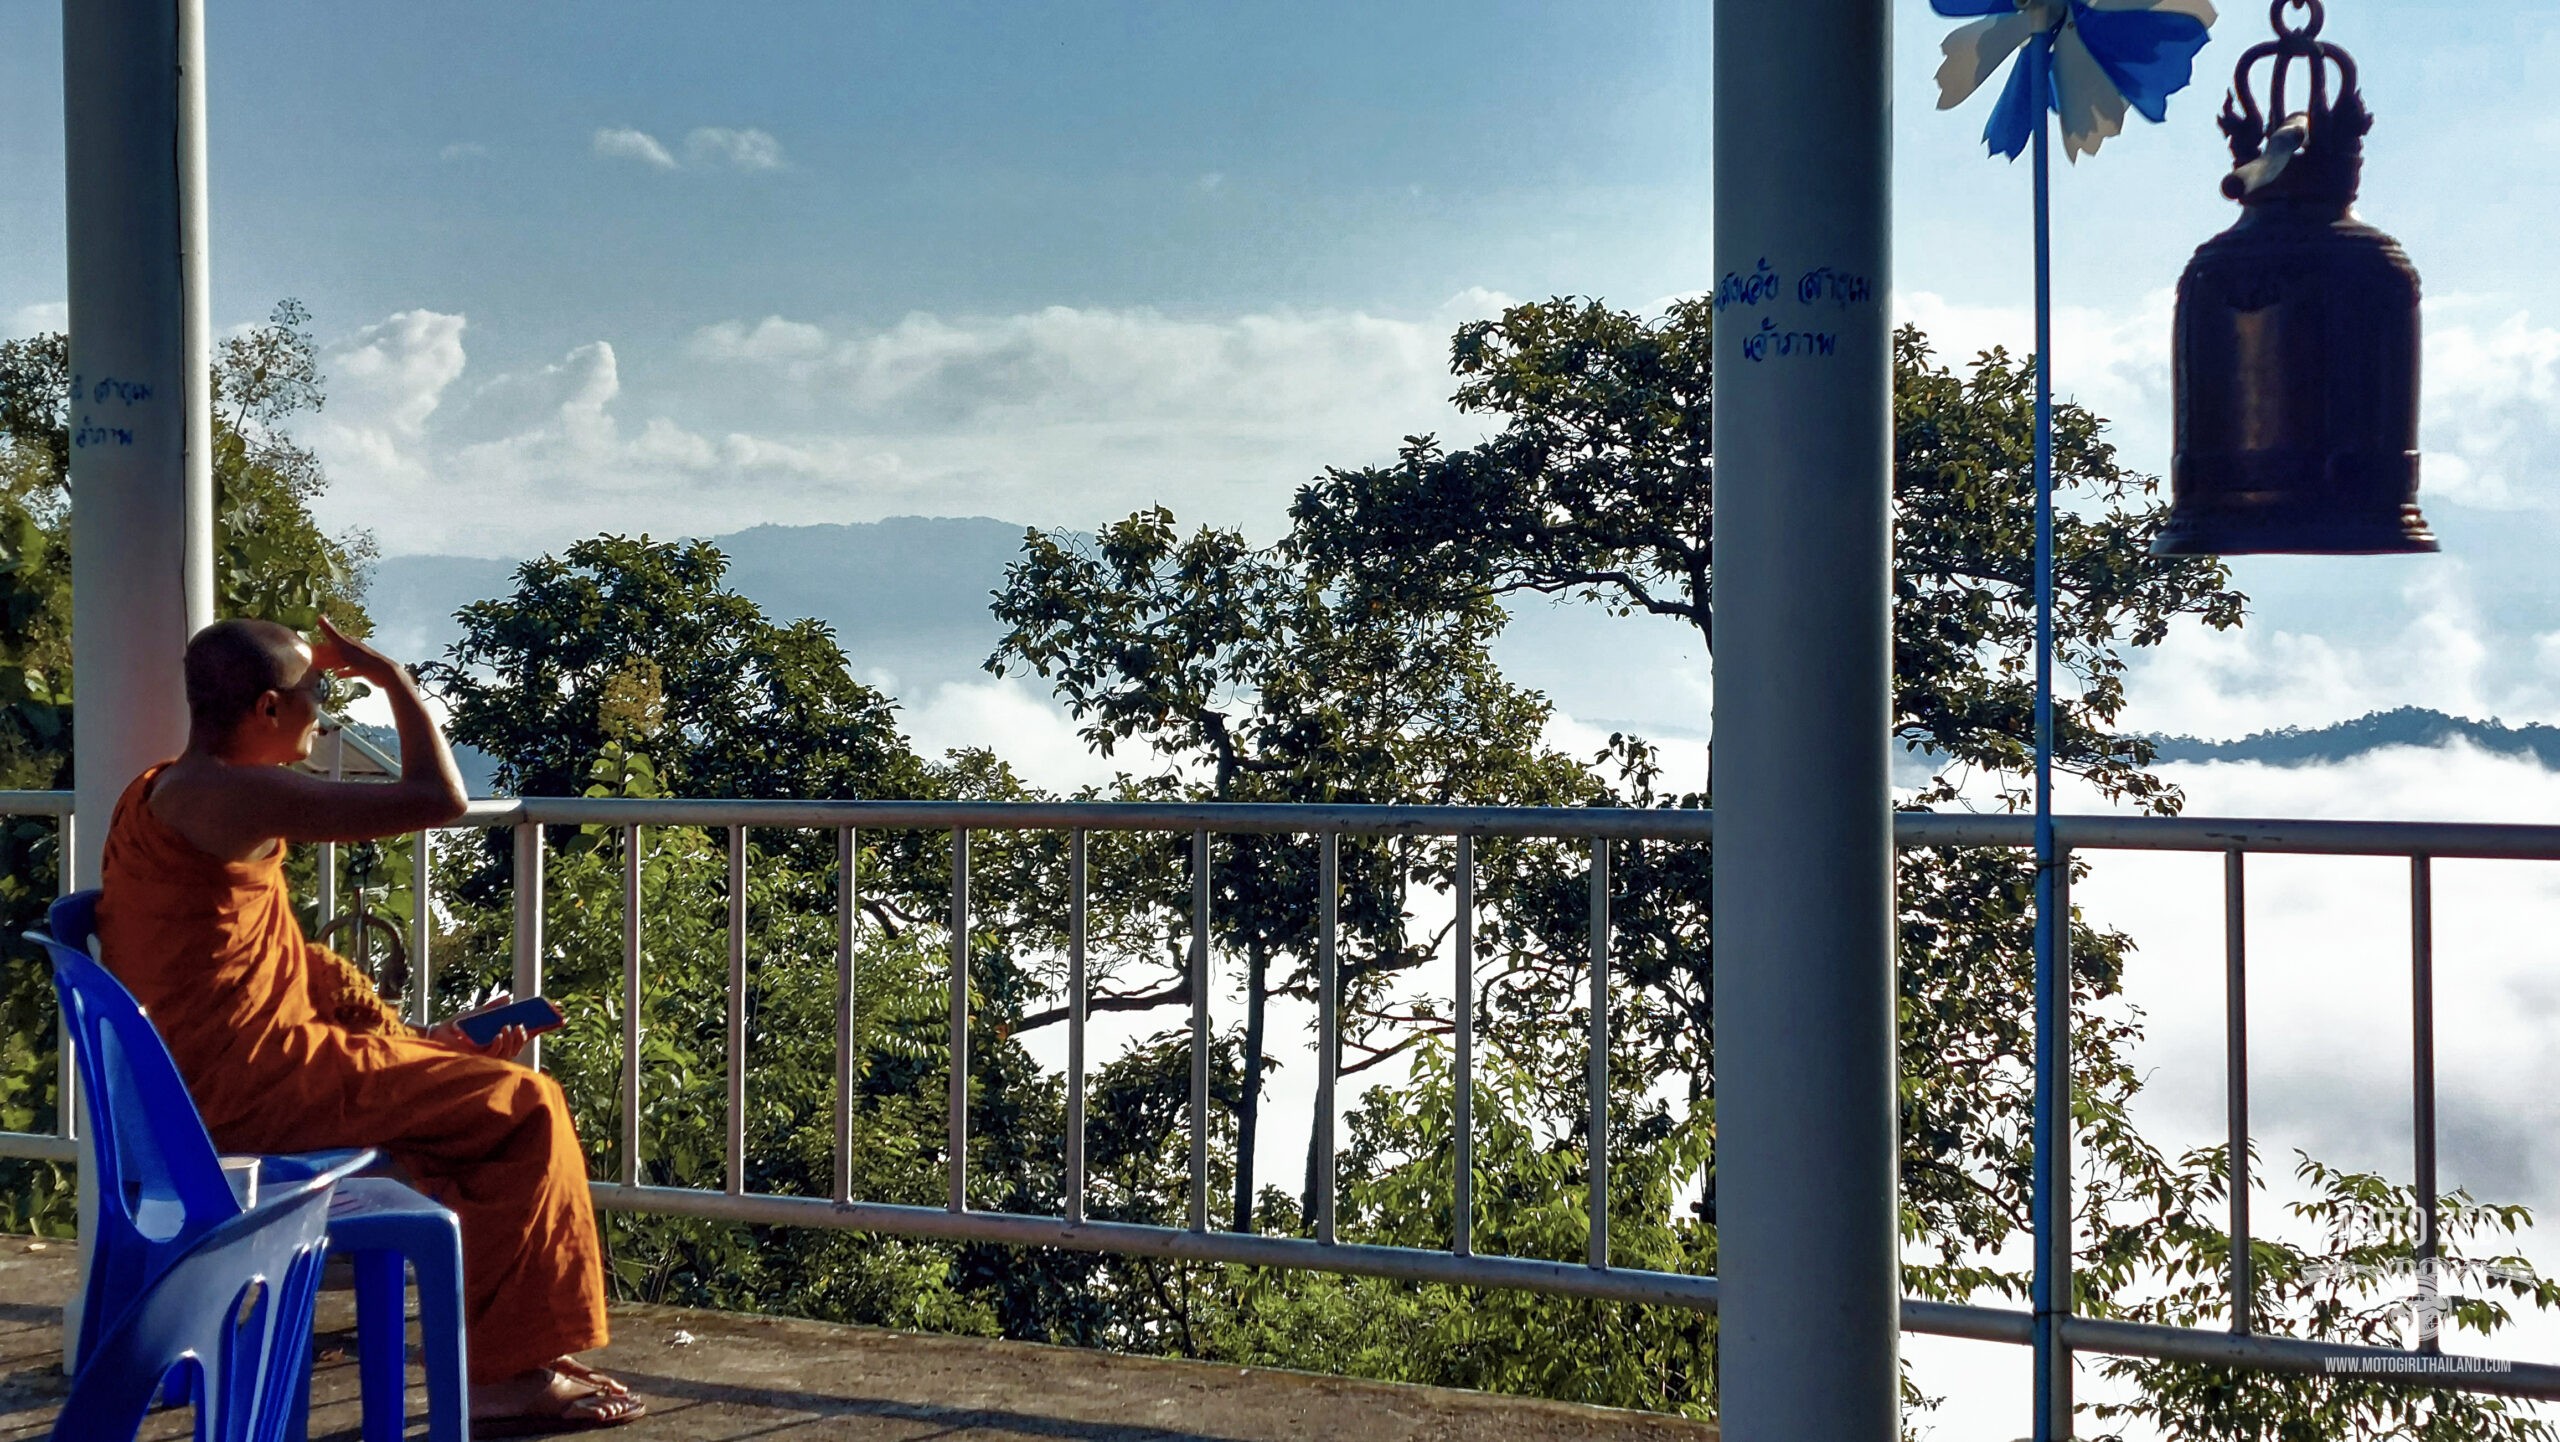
[988,506,1595,1235]
[428,534,923,807]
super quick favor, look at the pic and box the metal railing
[9,791,2560,1401]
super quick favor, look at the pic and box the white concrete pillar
[60,0,219,1364]
[1708,0,1899,1436]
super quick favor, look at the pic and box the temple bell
[2153,0,2435,556]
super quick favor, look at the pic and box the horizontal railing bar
[585,1182,1726,1309]
[0,1131,77,1162]
[0,791,73,817]
[436,797,2560,859]
[579,1181,2557,1398]
[0,790,2547,858]
[2062,1315,2560,1402]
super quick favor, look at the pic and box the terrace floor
[0,1237,1716,1440]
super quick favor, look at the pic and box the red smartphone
[454,995,565,1047]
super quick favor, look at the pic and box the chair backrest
[53,1166,344,1442]
[48,889,100,957]
[34,899,241,1364]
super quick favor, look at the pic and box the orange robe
[97,763,608,1383]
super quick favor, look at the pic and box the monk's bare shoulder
[153,755,468,852]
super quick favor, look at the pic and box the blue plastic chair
[53,1159,361,1442]
[44,891,471,1442]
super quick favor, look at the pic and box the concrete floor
[0,1238,1717,1440]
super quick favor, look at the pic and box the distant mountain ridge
[2148,707,2560,769]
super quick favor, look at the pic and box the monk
[97,616,643,1432]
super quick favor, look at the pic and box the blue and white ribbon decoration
[1934,0,2217,161]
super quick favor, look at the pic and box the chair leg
[288,1342,313,1442]
[352,1249,409,1442]
[410,1230,469,1442]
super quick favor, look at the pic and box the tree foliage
[989,505,1596,1232]
[428,534,922,806]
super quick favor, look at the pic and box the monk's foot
[470,1357,645,1433]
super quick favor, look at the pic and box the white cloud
[2122,563,2522,739]
[688,316,826,364]
[438,142,488,162]
[900,677,1124,794]
[305,310,469,492]
[2421,305,2560,510]
[300,293,1515,554]
[1896,287,2178,462]
[7,301,67,337]
[684,127,784,171]
[592,127,678,170]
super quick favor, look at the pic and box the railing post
[2225,849,2252,1335]
[1189,829,1211,1233]
[2412,854,2440,1353]
[728,826,748,1197]
[317,742,341,927]
[835,826,858,1206]
[511,822,544,1071]
[949,828,969,1213]
[1588,837,1610,1270]
[1066,829,1087,1224]
[1316,832,1338,1244]
[410,827,434,1028]
[621,825,643,1188]
[56,812,75,1148]
[1454,833,1474,1258]
[1710,0,1898,1429]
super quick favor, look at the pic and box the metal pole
[622,826,642,1188]
[1709,0,1898,1431]
[1316,832,1338,1244]
[835,827,857,1205]
[727,827,747,1197]
[317,742,341,927]
[1189,830,1211,1233]
[62,1,216,1365]
[1066,830,1087,1224]
[512,823,544,1070]
[949,829,969,1213]
[410,828,434,1027]
[2411,856,2440,1354]
[2224,850,2252,1335]
[1588,839,1610,1270]
[1454,833,1474,1258]
[320,737,345,932]
[2027,44,2074,1441]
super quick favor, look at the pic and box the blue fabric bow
[1933,0,2217,161]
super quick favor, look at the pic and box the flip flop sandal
[470,1390,647,1437]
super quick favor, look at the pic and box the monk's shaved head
[185,619,313,734]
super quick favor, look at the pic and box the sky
[9,2,2560,1434]
[7,1,2557,743]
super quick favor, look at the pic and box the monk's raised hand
[308,615,405,687]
